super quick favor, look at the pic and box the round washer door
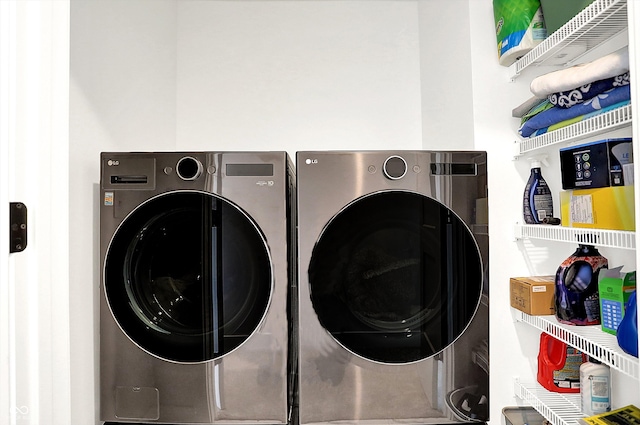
[308,191,483,364]
[105,191,272,363]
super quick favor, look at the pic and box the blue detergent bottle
[617,290,638,357]
[555,243,608,325]
[523,159,553,224]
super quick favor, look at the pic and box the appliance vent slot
[110,175,148,184]
[430,163,477,176]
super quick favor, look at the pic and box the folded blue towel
[519,84,631,138]
[521,99,553,125]
[527,100,631,137]
[548,72,630,109]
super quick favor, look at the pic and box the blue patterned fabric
[547,72,630,109]
[520,99,553,125]
[519,84,631,138]
[527,100,631,137]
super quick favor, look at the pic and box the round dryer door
[104,191,271,363]
[308,191,483,364]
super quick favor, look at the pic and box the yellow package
[560,186,635,231]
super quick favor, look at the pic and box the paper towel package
[493,0,547,66]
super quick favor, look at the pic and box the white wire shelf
[509,0,628,79]
[514,380,585,425]
[514,310,640,379]
[514,224,636,250]
[515,104,632,157]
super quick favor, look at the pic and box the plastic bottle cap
[531,160,542,168]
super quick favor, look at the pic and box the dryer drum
[308,191,482,363]
[105,191,271,363]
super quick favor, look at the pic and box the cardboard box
[559,185,635,231]
[510,276,556,316]
[559,138,633,190]
[598,268,636,335]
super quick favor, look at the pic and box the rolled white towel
[530,46,629,97]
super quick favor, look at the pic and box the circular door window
[105,191,271,363]
[308,191,482,364]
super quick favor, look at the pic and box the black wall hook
[9,202,27,253]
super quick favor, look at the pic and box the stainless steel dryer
[297,151,489,424]
[100,152,296,424]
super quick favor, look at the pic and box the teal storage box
[598,269,636,335]
[540,0,595,34]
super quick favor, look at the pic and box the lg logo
[305,158,318,165]
[107,160,120,166]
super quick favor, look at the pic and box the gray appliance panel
[100,151,294,424]
[296,151,489,425]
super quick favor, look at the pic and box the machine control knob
[383,155,407,180]
[176,156,203,181]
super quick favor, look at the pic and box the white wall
[2,2,71,424]
[418,0,475,150]
[175,1,423,157]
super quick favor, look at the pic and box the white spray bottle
[580,357,611,415]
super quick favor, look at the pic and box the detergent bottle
[523,158,553,224]
[555,242,608,325]
[580,357,611,415]
[617,290,638,357]
[537,332,586,393]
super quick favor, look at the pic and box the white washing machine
[296,151,489,424]
[99,152,296,424]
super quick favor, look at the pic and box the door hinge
[9,202,27,253]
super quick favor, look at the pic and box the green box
[540,0,596,34]
[598,270,636,335]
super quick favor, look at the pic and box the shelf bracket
[513,140,522,160]
[513,222,524,241]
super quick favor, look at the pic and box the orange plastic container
[537,333,586,393]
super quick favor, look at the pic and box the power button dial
[383,156,407,180]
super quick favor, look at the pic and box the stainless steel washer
[296,151,489,424]
[100,152,296,424]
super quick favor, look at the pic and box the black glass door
[105,191,271,363]
[308,191,482,364]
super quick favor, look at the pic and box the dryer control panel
[102,156,156,190]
